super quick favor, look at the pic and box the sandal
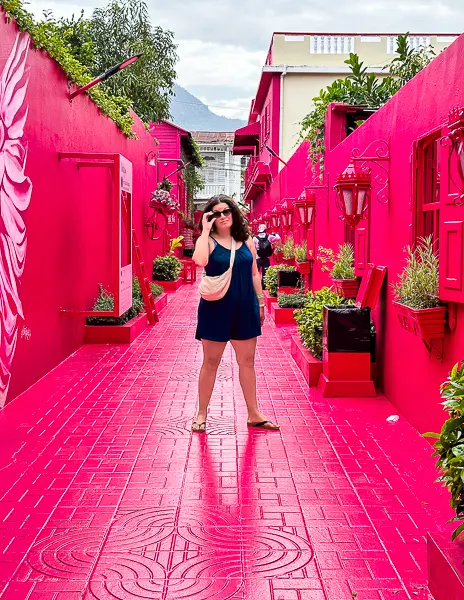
[247,420,280,430]
[192,421,206,433]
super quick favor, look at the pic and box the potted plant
[274,241,284,263]
[424,361,464,600]
[153,254,183,291]
[295,241,312,276]
[281,236,295,266]
[85,278,165,343]
[318,243,358,299]
[292,287,347,386]
[271,291,307,324]
[263,264,296,305]
[391,236,446,339]
[151,178,179,210]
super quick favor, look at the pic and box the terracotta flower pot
[281,257,295,267]
[332,278,359,299]
[392,302,446,338]
[296,261,312,275]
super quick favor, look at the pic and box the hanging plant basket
[392,302,446,338]
[150,189,170,208]
[332,278,359,299]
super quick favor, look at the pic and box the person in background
[253,224,281,288]
[182,219,195,258]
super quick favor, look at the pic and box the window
[415,132,441,250]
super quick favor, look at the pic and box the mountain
[169,84,246,132]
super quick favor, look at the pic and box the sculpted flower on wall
[0,33,32,407]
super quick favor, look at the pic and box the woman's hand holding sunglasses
[202,211,216,232]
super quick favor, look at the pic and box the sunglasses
[210,208,232,219]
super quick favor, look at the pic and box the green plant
[1,0,136,136]
[392,235,440,309]
[295,287,346,359]
[184,155,205,214]
[86,277,161,325]
[263,265,295,297]
[274,241,284,254]
[299,34,435,177]
[278,292,307,309]
[294,241,308,263]
[282,236,295,260]
[158,178,173,192]
[153,255,182,281]
[424,361,464,541]
[318,244,355,280]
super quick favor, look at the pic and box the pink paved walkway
[0,283,454,600]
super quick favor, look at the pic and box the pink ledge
[290,335,323,386]
[270,304,297,325]
[84,294,168,344]
[153,278,183,292]
[428,532,464,600]
[264,290,278,311]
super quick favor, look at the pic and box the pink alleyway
[0,283,453,600]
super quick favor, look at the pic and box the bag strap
[229,238,237,269]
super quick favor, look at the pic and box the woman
[192,195,279,433]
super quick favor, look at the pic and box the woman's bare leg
[231,338,276,425]
[194,340,227,429]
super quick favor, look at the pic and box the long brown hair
[199,195,250,242]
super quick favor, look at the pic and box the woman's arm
[246,238,265,324]
[192,212,215,267]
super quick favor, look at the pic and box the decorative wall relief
[0,33,32,407]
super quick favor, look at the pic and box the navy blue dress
[196,239,261,342]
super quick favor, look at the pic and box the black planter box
[323,305,371,353]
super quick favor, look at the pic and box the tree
[42,0,178,124]
[88,0,177,124]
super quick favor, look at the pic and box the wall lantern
[262,211,270,228]
[278,201,288,229]
[270,206,280,229]
[146,151,157,166]
[447,106,464,201]
[296,189,316,229]
[334,163,372,228]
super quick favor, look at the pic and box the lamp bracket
[351,139,390,208]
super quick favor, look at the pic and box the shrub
[294,241,308,263]
[392,235,440,309]
[278,292,307,309]
[86,277,161,326]
[294,287,346,359]
[282,236,295,260]
[153,255,182,281]
[263,265,295,297]
[425,361,464,541]
[318,244,355,280]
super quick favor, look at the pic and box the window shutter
[354,225,369,276]
[438,127,464,302]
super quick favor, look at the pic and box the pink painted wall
[0,15,166,406]
[251,34,464,434]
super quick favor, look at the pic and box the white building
[191,132,247,209]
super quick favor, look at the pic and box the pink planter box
[264,290,278,311]
[271,304,297,324]
[84,312,149,344]
[84,294,167,344]
[290,336,323,386]
[428,532,464,600]
[153,278,183,292]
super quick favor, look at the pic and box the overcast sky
[27,0,463,120]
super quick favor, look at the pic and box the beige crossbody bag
[199,238,237,301]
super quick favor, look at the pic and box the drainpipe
[279,64,288,174]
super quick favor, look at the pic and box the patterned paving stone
[0,282,453,599]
